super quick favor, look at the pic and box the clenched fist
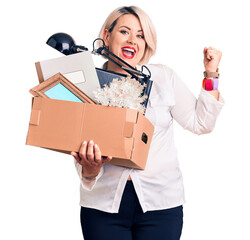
[203,47,222,73]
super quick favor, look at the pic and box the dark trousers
[80,181,183,240]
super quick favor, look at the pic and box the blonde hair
[98,6,157,65]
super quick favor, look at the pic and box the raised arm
[170,47,224,135]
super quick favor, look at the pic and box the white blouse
[74,64,224,213]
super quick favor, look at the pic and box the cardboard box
[26,97,154,170]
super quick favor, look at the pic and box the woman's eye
[120,30,129,34]
[137,35,144,39]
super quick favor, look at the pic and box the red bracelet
[202,78,219,91]
[202,78,206,89]
[204,78,213,91]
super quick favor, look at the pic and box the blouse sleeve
[170,70,224,135]
[74,159,104,191]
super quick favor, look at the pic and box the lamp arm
[72,45,88,52]
[92,38,150,82]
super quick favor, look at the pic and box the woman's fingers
[94,144,102,163]
[79,141,87,160]
[74,140,112,168]
[206,47,221,58]
[86,140,95,162]
[71,151,81,164]
[102,156,112,163]
[203,46,222,72]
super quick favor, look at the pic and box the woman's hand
[203,47,222,73]
[71,140,112,179]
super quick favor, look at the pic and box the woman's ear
[103,29,110,47]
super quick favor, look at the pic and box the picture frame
[30,72,96,104]
[35,51,100,101]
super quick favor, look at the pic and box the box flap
[123,122,135,138]
[26,97,84,152]
[125,108,138,122]
[29,110,41,126]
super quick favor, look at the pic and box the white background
[1,0,250,239]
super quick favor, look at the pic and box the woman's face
[103,14,146,69]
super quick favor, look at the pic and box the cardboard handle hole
[141,133,148,144]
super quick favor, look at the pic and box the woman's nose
[127,34,137,45]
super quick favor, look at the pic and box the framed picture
[30,73,96,104]
[35,51,100,100]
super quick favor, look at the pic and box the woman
[71,6,224,240]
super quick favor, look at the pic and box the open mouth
[121,46,136,59]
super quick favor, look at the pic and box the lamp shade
[46,32,88,55]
